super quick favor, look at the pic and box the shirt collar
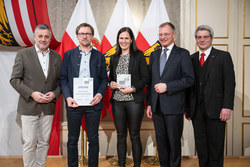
[199,46,212,56]
[162,43,174,52]
[35,45,50,54]
[78,46,92,54]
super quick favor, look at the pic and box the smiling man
[10,24,61,167]
[60,23,107,167]
[186,25,236,167]
[146,22,194,167]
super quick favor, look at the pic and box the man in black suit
[60,23,107,167]
[186,25,236,167]
[146,22,194,167]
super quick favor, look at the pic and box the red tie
[200,53,205,67]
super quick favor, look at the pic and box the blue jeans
[67,107,101,167]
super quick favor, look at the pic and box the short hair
[75,23,94,36]
[159,22,176,32]
[115,27,139,56]
[34,24,51,35]
[195,25,214,38]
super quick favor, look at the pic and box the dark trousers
[192,104,226,167]
[67,107,101,167]
[152,105,183,167]
[112,100,144,167]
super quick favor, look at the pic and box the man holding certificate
[60,23,108,167]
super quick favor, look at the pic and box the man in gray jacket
[10,24,61,167]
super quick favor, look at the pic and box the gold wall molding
[242,45,250,117]
[243,0,250,39]
[242,123,250,155]
[195,0,229,39]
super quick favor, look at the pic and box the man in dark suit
[146,22,194,167]
[186,25,235,167]
[60,23,107,167]
[10,24,61,167]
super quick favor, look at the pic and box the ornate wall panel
[196,0,229,38]
[243,45,250,117]
[243,0,250,38]
[242,123,250,155]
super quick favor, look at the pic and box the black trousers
[112,100,144,167]
[67,108,101,167]
[152,104,183,167]
[192,103,226,167]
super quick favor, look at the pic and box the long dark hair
[115,27,139,56]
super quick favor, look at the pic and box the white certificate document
[117,74,131,87]
[73,78,93,106]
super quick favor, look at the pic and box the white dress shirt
[35,45,50,78]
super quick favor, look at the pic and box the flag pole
[145,146,160,166]
[79,127,88,166]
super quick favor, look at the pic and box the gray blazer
[10,46,61,116]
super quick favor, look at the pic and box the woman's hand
[119,86,134,94]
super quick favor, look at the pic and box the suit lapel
[71,48,81,77]
[128,54,134,74]
[46,50,54,80]
[31,47,46,80]
[155,49,161,77]
[205,47,216,81]
[161,45,177,75]
[193,52,200,70]
[89,49,96,77]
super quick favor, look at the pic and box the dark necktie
[200,52,205,67]
[160,48,168,75]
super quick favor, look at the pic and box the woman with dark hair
[109,27,149,167]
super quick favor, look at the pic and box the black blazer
[147,45,194,115]
[109,51,149,103]
[60,47,108,111]
[187,47,236,119]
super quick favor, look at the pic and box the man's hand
[66,97,78,108]
[220,108,232,121]
[90,94,102,106]
[110,81,119,89]
[147,106,153,119]
[154,83,167,94]
[44,92,56,103]
[31,91,48,103]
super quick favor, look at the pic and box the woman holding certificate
[109,27,149,167]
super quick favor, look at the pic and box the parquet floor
[0,156,250,167]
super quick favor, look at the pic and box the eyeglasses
[77,33,92,37]
[196,35,211,40]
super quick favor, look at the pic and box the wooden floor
[0,156,250,167]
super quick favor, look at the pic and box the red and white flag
[1,0,59,49]
[54,0,101,146]
[56,0,101,55]
[136,0,170,109]
[136,0,170,64]
[0,0,60,155]
[100,0,137,120]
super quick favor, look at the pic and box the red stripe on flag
[136,32,151,52]
[49,31,76,154]
[11,0,33,46]
[26,0,37,32]
[47,97,61,155]
[33,0,60,49]
[55,32,76,58]
[100,35,112,54]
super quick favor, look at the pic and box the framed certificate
[117,74,131,87]
[73,78,93,106]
